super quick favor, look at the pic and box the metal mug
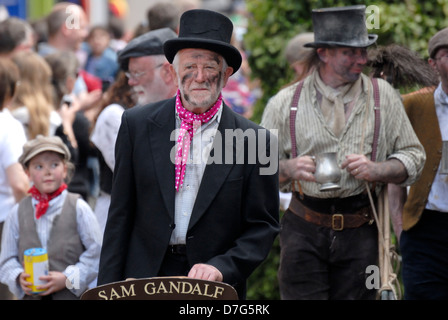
[441,141,448,175]
[313,152,341,191]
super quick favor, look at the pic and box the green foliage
[244,0,448,300]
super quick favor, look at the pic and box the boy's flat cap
[19,135,71,168]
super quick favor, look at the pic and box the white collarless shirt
[426,84,448,212]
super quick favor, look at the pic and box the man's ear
[316,47,329,63]
[428,58,438,73]
[222,66,234,87]
[168,63,180,87]
[160,62,174,83]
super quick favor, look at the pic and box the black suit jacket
[97,97,279,298]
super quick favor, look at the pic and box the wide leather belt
[288,193,374,231]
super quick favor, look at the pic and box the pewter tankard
[314,152,341,191]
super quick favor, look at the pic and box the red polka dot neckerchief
[175,90,222,191]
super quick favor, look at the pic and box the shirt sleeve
[90,104,124,171]
[380,81,426,186]
[63,198,102,297]
[260,84,298,192]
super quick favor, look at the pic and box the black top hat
[163,9,242,74]
[304,5,377,48]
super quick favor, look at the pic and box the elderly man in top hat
[97,9,279,299]
[261,5,425,300]
[117,27,178,106]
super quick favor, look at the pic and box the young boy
[0,135,102,300]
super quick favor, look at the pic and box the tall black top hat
[163,9,242,74]
[304,5,378,48]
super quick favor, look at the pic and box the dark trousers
[401,209,448,300]
[158,248,190,277]
[278,210,378,300]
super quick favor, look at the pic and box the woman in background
[9,51,60,140]
[45,51,92,201]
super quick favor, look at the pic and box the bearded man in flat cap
[118,27,178,106]
[389,27,448,300]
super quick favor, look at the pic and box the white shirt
[11,106,62,139]
[90,103,125,171]
[90,103,125,234]
[426,84,448,212]
[0,109,27,221]
[0,190,102,299]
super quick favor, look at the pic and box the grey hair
[152,54,169,66]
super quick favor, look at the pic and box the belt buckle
[332,214,344,231]
[170,245,186,255]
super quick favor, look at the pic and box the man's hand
[341,154,408,184]
[188,264,223,282]
[341,154,375,180]
[279,156,316,183]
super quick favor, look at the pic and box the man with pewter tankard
[261,5,425,300]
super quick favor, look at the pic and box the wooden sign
[81,277,238,300]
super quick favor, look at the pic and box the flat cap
[118,27,177,71]
[19,135,71,168]
[428,27,448,58]
[285,33,314,65]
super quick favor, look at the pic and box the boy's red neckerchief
[28,183,68,219]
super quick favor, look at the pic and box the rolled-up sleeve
[380,81,426,186]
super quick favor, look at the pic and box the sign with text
[81,277,238,300]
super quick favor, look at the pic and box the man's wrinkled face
[127,56,165,105]
[173,48,233,113]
